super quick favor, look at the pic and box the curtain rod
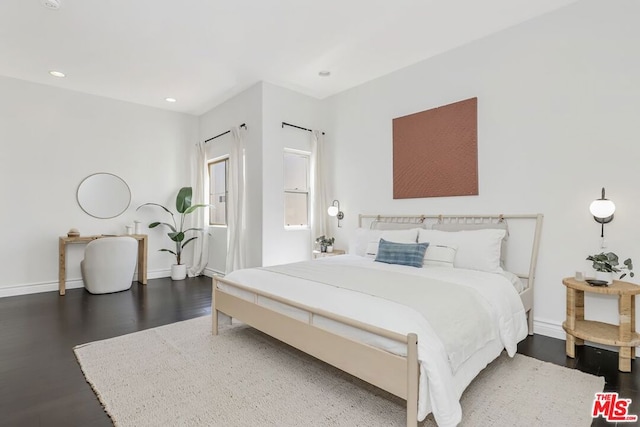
[204,123,247,144]
[281,121,325,135]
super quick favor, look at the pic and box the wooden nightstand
[562,277,640,372]
[312,249,345,259]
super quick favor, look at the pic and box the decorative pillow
[423,244,457,268]
[374,239,429,268]
[432,222,508,266]
[418,228,506,273]
[348,228,419,257]
[364,229,420,258]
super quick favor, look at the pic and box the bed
[211,214,543,427]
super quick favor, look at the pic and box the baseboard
[532,318,565,340]
[0,269,171,298]
[0,279,84,298]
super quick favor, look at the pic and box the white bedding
[220,255,528,427]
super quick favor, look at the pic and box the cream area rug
[74,316,604,427]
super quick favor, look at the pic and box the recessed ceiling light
[41,0,61,10]
[165,97,177,103]
[318,71,331,77]
[49,70,66,78]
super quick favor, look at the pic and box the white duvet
[221,255,528,427]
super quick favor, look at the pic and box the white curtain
[310,130,328,252]
[226,126,247,273]
[187,142,209,277]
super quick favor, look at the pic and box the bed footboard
[212,277,420,427]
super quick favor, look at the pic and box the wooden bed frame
[211,213,543,427]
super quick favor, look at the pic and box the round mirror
[77,173,131,219]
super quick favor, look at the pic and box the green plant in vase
[137,187,208,280]
[315,235,335,252]
[586,252,634,284]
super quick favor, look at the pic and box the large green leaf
[149,222,177,233]
[184,204,209,214]
[176,187,192,214]
[137,203,173,216]
[181,236,199,249]
[168,231,185,242]
[183,227,205,233]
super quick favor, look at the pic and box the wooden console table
[562,277,640,372]
[58,234,148,296]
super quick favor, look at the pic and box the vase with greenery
[586,252,634,284]
[137,187,208,280]
[315,235,335,253]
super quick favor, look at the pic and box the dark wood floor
[0,277,211,427]
[0,276,638,426]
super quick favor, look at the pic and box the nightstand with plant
[315,235,335,253]
[313,235,344,259]
[562,251,638,372]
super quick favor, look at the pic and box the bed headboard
[358,213,543,297]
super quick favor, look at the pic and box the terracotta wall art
[393,97,478,199]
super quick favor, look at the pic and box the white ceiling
[0,0,578,115]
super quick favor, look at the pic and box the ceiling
[0,0,578,115]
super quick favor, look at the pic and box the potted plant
[586,252,634,285]
[315,236,335,253]
[137,187,208,280]
[325,237,335,253]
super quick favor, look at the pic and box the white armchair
[81,237,138,294]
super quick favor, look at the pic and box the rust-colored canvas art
[393,97,478,199]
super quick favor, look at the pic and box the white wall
[261,82,327,266]
[198,82,326,269]
[198,83,264,272]
[324,0,640,338]
[0,76,197,297]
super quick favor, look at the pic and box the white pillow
[361,229,420,258]
[432,222,508,267]
[349,228,419,257]
[423,244,457,268]
[349,228,377,256]
[418,228,506,273]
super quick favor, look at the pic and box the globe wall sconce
[328,200,344,228]
[589,187,615,238]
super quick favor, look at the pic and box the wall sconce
[589,187,615,238]
[327,200,344,228]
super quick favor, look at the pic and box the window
[283,150,310,228]
[208,157,228,226]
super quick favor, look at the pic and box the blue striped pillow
[374,239,429,268]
